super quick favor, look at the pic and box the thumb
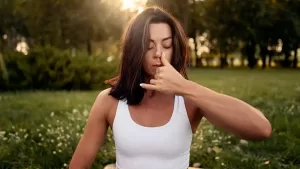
[161,52,171,66]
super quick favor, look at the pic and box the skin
[69,23,272,169]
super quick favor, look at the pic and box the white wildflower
[53,151,57,154]
[51,112,55,117]
[215,156,220,160]
[0,131,5,136]
[83,110,89,116]
[240,139,248,145]
[207,147,212,153]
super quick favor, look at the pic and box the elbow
[241,120,272,141]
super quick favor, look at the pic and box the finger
[154,73,159,80]
[156,67,161,74]
[161,52,171,66]
[150,79,159,85]
[140,83,158,91]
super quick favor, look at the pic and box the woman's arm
[183,80,272,141]
[69,89,112,169]
[140,53,272,141]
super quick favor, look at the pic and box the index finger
[140,83,159,91]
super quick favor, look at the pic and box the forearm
[182,80,272,141]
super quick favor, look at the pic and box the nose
[154,46,163,59]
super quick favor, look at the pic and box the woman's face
[143,23,173,78]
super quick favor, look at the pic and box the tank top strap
[176,95,189,117]
[112,99,132,130]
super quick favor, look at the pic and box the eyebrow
[149,37,172,42]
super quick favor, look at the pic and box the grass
[0,69,300,169]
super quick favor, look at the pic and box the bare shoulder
[96,88,118,104]
[92,88,119,118]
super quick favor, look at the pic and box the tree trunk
[284,50,291,68]
[220,50,228,69]
[247,40,257,69]
[259,44,268,69]
[293,47,298,68]
[87,39,92,56]
[268,50,274,68]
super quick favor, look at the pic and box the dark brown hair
[105,6,189,105]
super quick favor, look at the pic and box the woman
[69,6,272,169]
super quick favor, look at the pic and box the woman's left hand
[140,52,188,95]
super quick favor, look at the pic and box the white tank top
[112,95,193,169]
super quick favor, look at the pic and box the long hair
[105,6,189,105]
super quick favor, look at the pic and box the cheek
[143,53,153,69]
[166,48,173,62]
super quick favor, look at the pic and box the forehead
[148,23,172,40]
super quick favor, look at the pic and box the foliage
[0,46,118,90]
[1,69,300,168]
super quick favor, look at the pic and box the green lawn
[0,69,300,169]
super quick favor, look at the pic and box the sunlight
[121,0,147,12]
[122,0,136,10]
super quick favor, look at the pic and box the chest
[128,101,174,128]
[113,109,193,158]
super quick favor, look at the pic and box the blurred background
[0,0,299,169]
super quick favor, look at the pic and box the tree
[147,0,189,34]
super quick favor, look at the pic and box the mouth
[152,64,162,67]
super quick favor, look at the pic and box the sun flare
[121,0,147,12]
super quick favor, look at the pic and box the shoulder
[96,88,119,107]
[92,88,119,117]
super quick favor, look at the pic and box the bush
[0,46,118,91]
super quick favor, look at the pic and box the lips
[152,64,162,67]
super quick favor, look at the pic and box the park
[0,0,300,169]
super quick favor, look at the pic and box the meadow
[1,69,300,169]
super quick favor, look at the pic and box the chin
[144,71,155,79]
